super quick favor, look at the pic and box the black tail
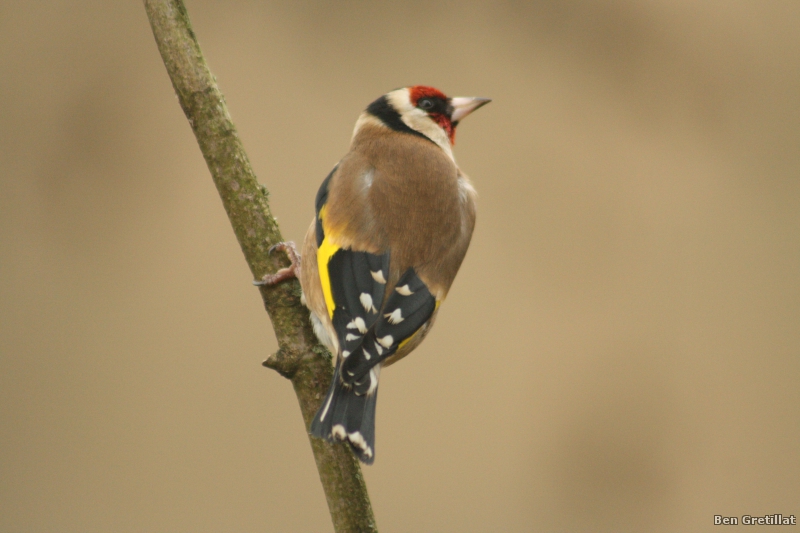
[310,366,379,464]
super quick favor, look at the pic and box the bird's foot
[253,241,301,286]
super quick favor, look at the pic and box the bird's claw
[253,241,301,286]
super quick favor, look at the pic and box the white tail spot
[367,366,380,395]
[332,424,347,440]
[347,431,373,459]
[318,390,334,422]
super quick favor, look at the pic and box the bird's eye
[418,98,434,111]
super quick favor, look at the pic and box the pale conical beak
[450,96,491,124]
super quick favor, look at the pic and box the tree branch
[143,1,377,531]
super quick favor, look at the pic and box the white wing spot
[345,333,361,342]
[347,317,368,333]
[373,341,384,356]
[342,350,351,358]
[396,284,414,296]
[362,347,371,361]
[384,308,404,324]
[370,270,387,284]
[360,293,377,313]
[377,335,394,349]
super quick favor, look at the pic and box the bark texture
[143,1,377,531]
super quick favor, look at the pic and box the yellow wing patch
[317,237,340,319]
[316,204,341,319]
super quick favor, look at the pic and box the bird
[256,86,489,463]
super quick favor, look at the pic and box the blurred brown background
[1,1,798,531]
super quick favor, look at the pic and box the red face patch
[430,113,455,145]
[408,86,456,144]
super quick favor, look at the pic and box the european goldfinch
[258,86,489,463]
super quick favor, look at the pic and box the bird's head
[357,86,490,159]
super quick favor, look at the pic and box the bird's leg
[253,242,302,286]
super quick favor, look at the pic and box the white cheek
[386,88,455,161]
[401,113,455,162]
